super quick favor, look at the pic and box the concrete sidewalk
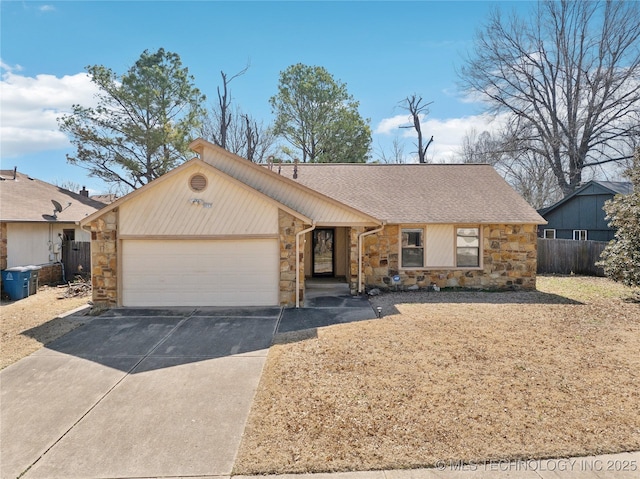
[233,451,640,478]
[1,307,280,479]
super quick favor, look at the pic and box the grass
[233,275,640,475]
[0,286,90,369]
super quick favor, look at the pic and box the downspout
[358,222,385,294]
[296,222,316,308]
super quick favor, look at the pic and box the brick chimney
[79,186,89,197]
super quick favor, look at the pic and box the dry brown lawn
[1,286,91,369]
[234,276,640,475]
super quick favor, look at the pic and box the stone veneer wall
[362,224,538,291]
[279,210,306,306]
[348,227,364,294]
[90,210,118,307]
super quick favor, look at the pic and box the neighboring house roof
[0,170,106,223]
[90,193,118,204]
[539,180,633,216]
[272,163,545,224]
[592,180,633,196]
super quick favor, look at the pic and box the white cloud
[39,5,56,12]
[373,113,508,162]
[374,114,412,135]
[0,66,99,158]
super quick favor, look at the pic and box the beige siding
[426,225,455,267]
[119,164,279,236]
[200,149,376,225]
[6,223,88,267]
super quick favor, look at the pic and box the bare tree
[457,127,562,209]
[54,179,83,194]
[200,68,276,162]
[399,94,434,163]
[459,128,501,165]
[460,0,640,195]
[376,137,406,164]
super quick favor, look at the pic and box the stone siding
[279,210,307,306]
[348,227,364,294]
[362,224,537,291]
[89,210,118,307]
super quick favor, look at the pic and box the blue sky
[1,0,533,194]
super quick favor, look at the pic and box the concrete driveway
[1,307,281,479]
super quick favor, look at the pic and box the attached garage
[121,239,279,307]
[82,145,375,309]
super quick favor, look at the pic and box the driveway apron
[0,307,280,479]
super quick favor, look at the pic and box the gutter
[296,222,316,308]
[358,222,385,294]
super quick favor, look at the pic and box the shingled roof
[0,170,105,223]
[271,163,545,224]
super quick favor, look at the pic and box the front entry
[312,229,334,276]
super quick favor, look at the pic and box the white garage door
[121,239,279,307]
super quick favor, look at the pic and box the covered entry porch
[297,224,383,307]
[304,227,350,282]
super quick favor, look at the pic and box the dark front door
[313,229,334,276]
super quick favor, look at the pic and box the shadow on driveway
[27,307,282,374]
[277,294,377,334]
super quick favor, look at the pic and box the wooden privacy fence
[537,238,608,276]
[62,241,91,280]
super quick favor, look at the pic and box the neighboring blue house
[538,180,633,242]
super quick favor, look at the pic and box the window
[573,230,587,241]
[543,229,556,239]
[456,228,480,267]
[401,229,424,267]
[400,226,481,269]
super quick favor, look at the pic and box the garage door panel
[122,239,278,307]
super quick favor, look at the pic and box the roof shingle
[271,163,545,224]
[0,170,105,223]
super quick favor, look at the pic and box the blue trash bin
[1,267,30,300]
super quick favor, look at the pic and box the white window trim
[573,229,588,241]
[543,229,556,239]
[399,224,483,270]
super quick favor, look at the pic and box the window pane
[457,247,479,267]
[457,228,478,237]
[457,235,479,247]
[402,248,424,267]
[573,230,587,241]
[402,230,422,247]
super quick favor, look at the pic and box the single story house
[81,138,546,308]
[0,169,105,285]
[538,180,633,242]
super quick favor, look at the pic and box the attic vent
[189,174,207,192]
